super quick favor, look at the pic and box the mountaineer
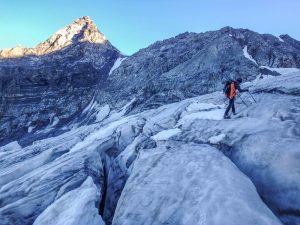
[223,78,248,119]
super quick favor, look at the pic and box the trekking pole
[237,93,248,107]
[247,91,257,103]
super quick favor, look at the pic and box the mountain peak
[0,16,108,58]
[35,16,107,54]
[77,15,92,22]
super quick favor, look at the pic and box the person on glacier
[223,78,248,119]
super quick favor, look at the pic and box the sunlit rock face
[35,16,108,55]
[0,16,107,58]
[0,45,35,58]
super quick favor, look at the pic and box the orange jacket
[229,82,236,99]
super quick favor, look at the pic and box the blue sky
[1,0,300,55]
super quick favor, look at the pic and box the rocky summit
[0,16,300,225]
[0,16,107,58]
[0,16,120,144]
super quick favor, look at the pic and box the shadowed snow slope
[0,72,300,225]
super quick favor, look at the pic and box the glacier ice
[1,72,300,225]
[113,142,282,225]
[33,177,105,225]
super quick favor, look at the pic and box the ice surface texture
[1,72,300,225]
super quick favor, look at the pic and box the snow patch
[103,98,136,124]
[186,102,220,112]
[82,97,96,115]
[245,74,275,84]
[28,126,35,133]
[0,141,21,153]
[35,116,59,135]
[178,102,224,125]
[178,108,224,127]
[179,109,224,124]
[243,46,258,65]
[151,128,181,141]
[278,36,284,42]
[260,66,300,75]
[208,133,226,144]
[244,71,300,95]
[51,117,59,126]
[109,57,127,75]
[96,104,110,122]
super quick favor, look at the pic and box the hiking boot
[224,115,230,119]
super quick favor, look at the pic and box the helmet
[237,78,242,83]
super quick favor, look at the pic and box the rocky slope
[0,16,120,144]
[1,18,300,144]
[104,27,300,111]
[0,71,299,225]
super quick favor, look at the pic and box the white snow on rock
[151,128,181,141]
[113,142,281,225]
[208,133,226,144]
[179,109,224,123]
[96,104,110,122]
[0,141,21,153]
[33,177,105,225]
[243,46,258,65]
[260,66,300,75]
[252,74,274,82]
[0,141,22,158]
[245,72,300,95]
[82,96,97,115]
[80,98,110,123]
[51,117,60,126]
[27,126,35,133]
[109,57,127,75]
[278,36,285,42]
[186,102,220,112]
[178,102,224,125]
[34,116,60,135]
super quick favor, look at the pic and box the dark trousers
[224,97,235,116]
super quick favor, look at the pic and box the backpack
[223,80,232,97]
